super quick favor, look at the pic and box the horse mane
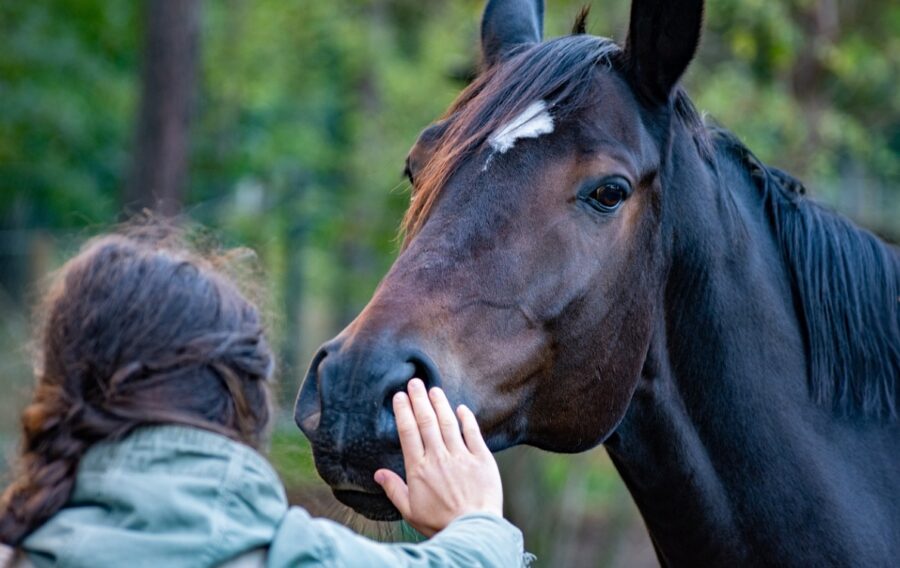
[714,130,900,421]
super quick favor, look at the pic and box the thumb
[374,469,411,518]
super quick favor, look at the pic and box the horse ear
[623,0,704,105]
[481,0,544,68]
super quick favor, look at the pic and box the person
[0,230,529,567]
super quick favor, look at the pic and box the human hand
[373,378,504,537]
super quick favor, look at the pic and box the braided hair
[0,231,274,546]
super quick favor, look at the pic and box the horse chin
[333,489,401,521]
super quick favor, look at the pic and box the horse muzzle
[294,337,441,520]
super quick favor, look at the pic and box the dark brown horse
[295,0,900,565]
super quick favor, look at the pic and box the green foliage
[692,0,900,201]
[0,0,138,227]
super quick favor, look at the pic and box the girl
[0,230,526,567]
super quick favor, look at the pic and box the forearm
[268,507,531,567]
[422,513,531,567]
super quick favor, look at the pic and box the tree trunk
[124,0,201,217]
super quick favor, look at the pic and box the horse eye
[403,157,415,185]
[589,182,627,210]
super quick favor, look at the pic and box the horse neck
[605,130,844,565]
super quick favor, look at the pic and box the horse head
[295,0,704,520]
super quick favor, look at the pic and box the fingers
[394,391,424,462]
[406,379,444,454]
[429,387,465,451]
[374,469,411,518]
[457,404,491,456]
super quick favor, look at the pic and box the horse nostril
[295,347,327,437]
[377,351,443,446]
[408,353,441,391]
[380,353,442,408]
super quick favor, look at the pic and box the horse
[294,0,900,564]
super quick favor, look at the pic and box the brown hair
[0,229,274,546]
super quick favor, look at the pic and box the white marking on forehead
[488,100,554,154]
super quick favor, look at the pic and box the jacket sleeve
[267,508,531,568]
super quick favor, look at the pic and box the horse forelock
[400,29,715,246]
[401,35,621,244]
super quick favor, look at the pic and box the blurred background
[1,0,897,565]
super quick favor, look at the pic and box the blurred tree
[124,0,201,216]
[0,0,138,301]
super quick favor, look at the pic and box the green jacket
[22,425,529,568]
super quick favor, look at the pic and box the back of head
[0,229,274,546]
